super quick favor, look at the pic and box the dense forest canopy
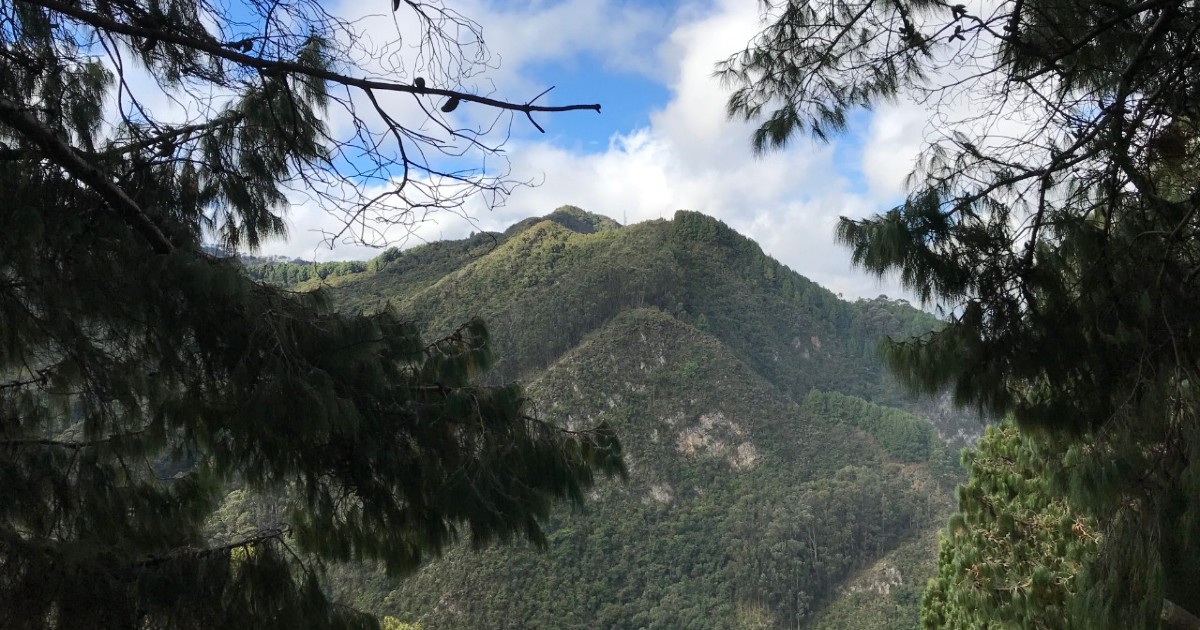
[0,1,622,627]
[725,0,1200,625]
[254,209,966,629]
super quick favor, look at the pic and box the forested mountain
[267,206,976,443]
[245,206,977,628]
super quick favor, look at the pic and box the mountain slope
[315,207,973,442]
[333,309,955,629]
[250,207,975,628]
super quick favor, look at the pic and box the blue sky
[521,57,670,151]
[259,0,928,301]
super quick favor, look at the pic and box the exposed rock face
[912,391,987,448]
[847,564,904,596]
[730,442,760,470]
[675,412,759,470]
[645,483,674,504]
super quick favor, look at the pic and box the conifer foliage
[921,421,1097,629]
[0,1,619,627]
[724,0,1200,625]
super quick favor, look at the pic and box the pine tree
[922,420,1098,629]
[0,1,619,627]
[723,0,1200,625]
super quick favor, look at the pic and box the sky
[256,0,932,301]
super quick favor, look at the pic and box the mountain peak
[504,205,622,237]
[545,205,622,234]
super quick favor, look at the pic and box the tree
[0,1,621,628]
[723,0,1200,625]
[921,420,1098,629]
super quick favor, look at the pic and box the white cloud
[469,0,672,80]
[265,0,925,302]
[861,102,928,201]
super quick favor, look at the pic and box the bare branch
[20,0,601,118]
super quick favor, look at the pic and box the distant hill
[244,206,980,628]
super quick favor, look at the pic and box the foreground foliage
[725,0,1200,624]
[922,421,1098,629]
[0,2,619,627]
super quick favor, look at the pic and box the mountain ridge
[244,206,978,628]
[292,207,972,440]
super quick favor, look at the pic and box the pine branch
[137,527,291,568]
[99,113,245,158]
[0,369,51,390]
[520,414,609,438]
[0,430,145,450]
[0,94,175,254]
[19,0,601,119]
[0,121,223,162]
[1163,599,1200,630]
[1008,0,1174,82]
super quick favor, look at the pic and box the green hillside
[245,207,975,628]
[297,207,974,441]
